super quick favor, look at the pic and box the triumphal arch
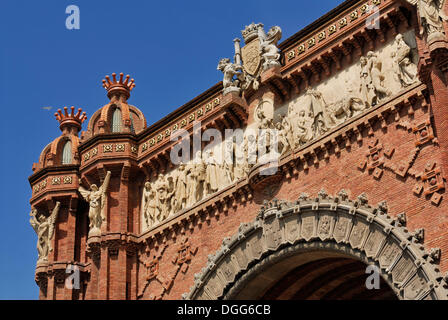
[29,0,448,300]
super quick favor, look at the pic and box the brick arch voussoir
[183,190,448,300]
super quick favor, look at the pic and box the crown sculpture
[241,22,264,44]
[102,73,136,100]
[218,22,282,96]
[54,106,87,132]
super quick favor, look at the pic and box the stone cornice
[28,165,79,184]
[281,0,401,70]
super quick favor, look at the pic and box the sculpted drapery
[79,171,111,236]
[30,201,60,262]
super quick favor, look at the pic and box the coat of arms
[241,37,261,76]
[217,22,282,95]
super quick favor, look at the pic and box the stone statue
[326,85,365,125]
[30,202,60,262]
[234,138,249,180]
[255,107,273,130]
[194,151,207,201]
[275,115,294,154]
[221,159,234,186]
[217,58,245,95]
[186,161,200,208]
[154,173,171,221]
[223,140,235,184]
[173,164,188,212]
[415,0,448,42]
[281,115,295,151]
[367,51,392,105]
[79,171,111,236]
[258,24,282,70]
[245,132,258,166]
[295,110,314,146]
[392,34,418,87]
[141,182,157,229]
[275,122,288,155]
[359,56,377,108]
[255,108,275,154]
[305,89,330,137]
[204,149,221,196]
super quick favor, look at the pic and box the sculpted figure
[256,108,275,153]
[30,202,60,262]
[186,162,199,208]
[275,122,289,154]
[305,89,330,137]
[204,149,221,196]
[275,116,294,154]
[281,115,295,151]
[217,58,245,94]
[295,110,314,146]
[194,151,207,201]
[244,132,258,167]
[141,182,157,229]
[154,173,171,221]
[359,56,376,108]
[416,0,448,41]
[234,138,249,180]
[223,140,235,184]
[256,108,273,130]
[79,171,111,236]
[258,24,282,70]
[167,174,176,216]
[367,51,392,103]
[392,34,418,87]
[173,164,188,212]
[326,85,365,125]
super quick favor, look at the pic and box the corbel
[328,48,341,70]
[316,56,331,77]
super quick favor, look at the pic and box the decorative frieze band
[140,97,221,154]
[285,0,384,64]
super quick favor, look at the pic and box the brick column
[47,275,55,300]
[99,246,109,299]
[109,248,127,299]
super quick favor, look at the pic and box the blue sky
[0,0,342,299]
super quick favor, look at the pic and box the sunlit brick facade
[29,0,448,300]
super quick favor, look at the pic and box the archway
[226,242,397,300]
[184,191,448,300]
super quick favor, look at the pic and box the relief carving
[407,0,448,43]
[143,32,422,231]
[392,34,418,88]
[218,23,282,95]
[317,214,333,240]
[79,171,111,237]
[392,255,416,285]
[30,202,60,262]
[379,241,401,269]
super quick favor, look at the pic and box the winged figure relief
[30,201,60,261]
